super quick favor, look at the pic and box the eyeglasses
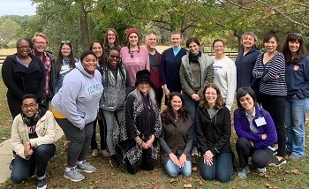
[110,55,120,59]
[22,103,37,109]
[17,46,30,49]
[205,92,217,96]
[61,40,71,44]
[288,33,302,39]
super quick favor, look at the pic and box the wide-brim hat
[135,69,153,87]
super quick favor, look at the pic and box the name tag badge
[255,117,266,127]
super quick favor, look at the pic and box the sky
[0,0,36,16]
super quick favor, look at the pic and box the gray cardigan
[179,51,214,97]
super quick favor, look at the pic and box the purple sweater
[233,106,277,149]
[120,46,150,87]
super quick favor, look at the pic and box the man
[160,31,187,97]
[31,32,56,108]
[10,94,56,189]
[145,32,163,106]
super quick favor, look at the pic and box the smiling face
[188,42,199,55]
[91,42,103,58]
[288,40,300,54]
[61,44,71,58]
[205,87,218,107]
[242,34,256,49]
[21,98,39,118]
[239,93,255,113]
[33,36,47,53]
[138,81,150,95]
[107,50,120,68]
[213,41,224,56]
[171,34,182,48]
[107,30,116,45]
[170,95,182,114]
[145,33,157,49]
[16,39,31,58]
[128,33,139,46]
[81,54,97,75]
[264,37,278,53]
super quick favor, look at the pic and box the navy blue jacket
[235,46,260,90]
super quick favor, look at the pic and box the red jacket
[150,50,162,90]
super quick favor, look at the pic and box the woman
[120,28,150,88]
[252,31,287,166]
[100,47,132,167]
[55,41,77,93]
[118,69,162,174]
[89,41,109,158]
[196,83,233,182]
[51,50,103,182]
[234,87,277,178]
[282,33,309,160]
[212,39,237,110]
[159,92,193,177]
[2,38,45,118]
[235,32,261,90]
[179,37,214,157]
[103,28,121,52]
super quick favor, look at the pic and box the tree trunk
[79,4,90,50]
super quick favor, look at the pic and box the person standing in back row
[145,31,163,106]
[161,31,187,97]
[31,32,56,108]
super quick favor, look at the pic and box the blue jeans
[103,109,124,156]
[199,152,233,182]
[183,93,199,148]
[11,144,56,183]
[164,159,192,177]
[285,96,308,157]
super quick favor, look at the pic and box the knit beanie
[126,28,140,39]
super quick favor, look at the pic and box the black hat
[135,69,153,87]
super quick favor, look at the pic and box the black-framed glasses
[61,40,71,44]
[22,103,37,109]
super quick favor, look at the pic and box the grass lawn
[0,66,309,188]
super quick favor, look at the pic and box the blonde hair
[241,32,258,46]
[32,32,48,44]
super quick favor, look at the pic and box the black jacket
[196,106,232,156]
[2,53,46,102]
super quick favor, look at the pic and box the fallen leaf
[291,169,302,175]
[184,183,192,188]
[265,183,271,188]
[192,167,198,172]
[170,178,178,184]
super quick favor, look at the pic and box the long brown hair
[199,83,224,109]
[103,28,121,52]
[55,42,76,76]
[282,33,309,65]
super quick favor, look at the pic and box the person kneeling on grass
[11,94,56,189]
[159,92,193,177]
[234,87,277,178]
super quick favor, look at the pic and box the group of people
[1,28,309,189]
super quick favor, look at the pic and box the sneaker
[238,166,250,179]
[37,178,47,189]
[109,155,120,168]
[289,154,301,161]
[191,147,199,157]
[91,149,99,157]
[268,157,286,167]
[77,161,96,173]
[101,149,110,158]
[9,158,14,170]
[257,167,266,173]
[64,167,85,182]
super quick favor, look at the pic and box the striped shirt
[252,52,287,96]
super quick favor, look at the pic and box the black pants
[236,138,273,169]
[91,109,107,150]
[260,94,286,157]
[125,149,156,175]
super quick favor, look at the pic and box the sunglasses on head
[288,33,302,39]
[61,40,71,44]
